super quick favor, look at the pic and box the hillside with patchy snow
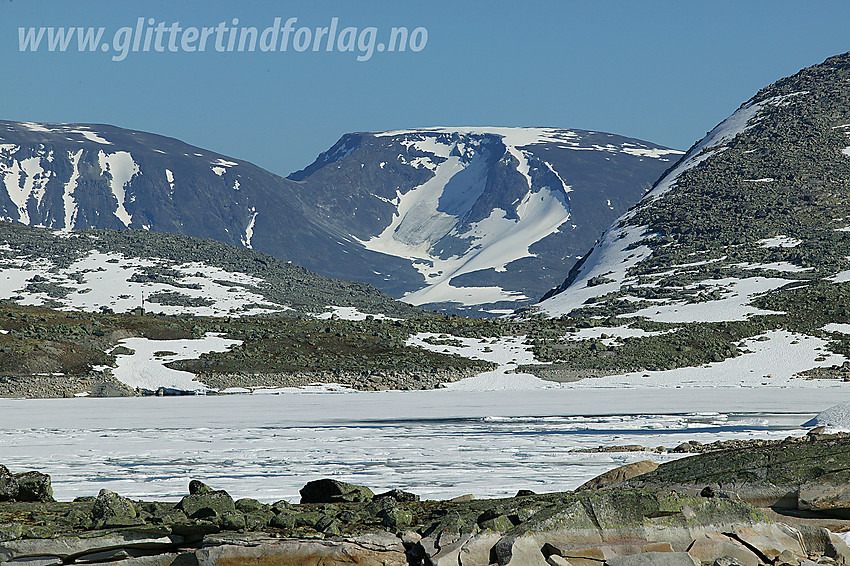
[524,52,850,386]
[0,121,678,315]
[0,221,418,319]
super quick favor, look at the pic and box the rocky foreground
[4,434,850,566]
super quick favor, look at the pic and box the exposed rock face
[577,460,659,491]
[625,435,850,510]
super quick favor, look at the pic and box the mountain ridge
[0,120,679,315]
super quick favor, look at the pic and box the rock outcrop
[4,436,850,565]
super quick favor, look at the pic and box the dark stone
[188,479,214,495]
[14,471,53,502]
[0,465,18,502]
[299,479,374,504]
[375,488,420,502]
[234,498,263,513]
[515,489,536,497]
[701,485,717,498]
[178,490,236,519]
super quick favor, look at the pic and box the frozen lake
[1,386,848,503]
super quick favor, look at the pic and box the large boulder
[0,466,18,502]
[178,489,236,520]
[299,479,374,504]
[14,471,53,502]
[626,436,850,509]
[577,460,659,491]
[91,489,140,528]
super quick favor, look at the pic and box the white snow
[19,121,51,133]
[758,235,802,248]
[733,261,810,273]
[0,250,290,316]
[110,334,240,393]
[408,332,553,390]
[164,169,176,195]
[211,167,226,176]
[539,225,654,316]
[560,330,847,389]
[314,306,396,321]
[824,323,850,334]
[211,158,238,167]
[97,151,138,227]
[241,208,257,249]
[802,401,850,432]
[621,277,790,323]
[75,130,111,145]
[62,149,82,229]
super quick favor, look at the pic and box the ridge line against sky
[1,0,850,177]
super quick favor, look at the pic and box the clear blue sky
[1,0,849,177]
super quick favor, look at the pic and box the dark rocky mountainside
[0,121,679,314]
[525,52,850,384]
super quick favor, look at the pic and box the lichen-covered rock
[627,436,850,509]
[577,459,659,490]
[91,489,140,528]
[178,490,236,520]
[13,471,53,502]
[299,478,374,504]
[189,479,215,495]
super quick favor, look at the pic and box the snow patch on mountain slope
[62,149,83,229]
[407,332,553,390]
[315,306,398,321]
[165,169,176,196]
[539,225,654,316]
[375,127,684,160]
[562,330,844,389]
[110,334,239,393]
[77,130,111,145]
[2,154,51,225]
[97,151,138,227]
[622,276,790,323]
[402,188,570,305]
[0,250,288,316]
[241,208,257,249]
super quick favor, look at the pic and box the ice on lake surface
[1,387,848,503]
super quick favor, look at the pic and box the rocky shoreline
[3,434,850,565]
[0,368,481,399]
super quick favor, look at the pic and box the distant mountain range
[0,121,679,315]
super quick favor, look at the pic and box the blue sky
[1,0,849,177]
